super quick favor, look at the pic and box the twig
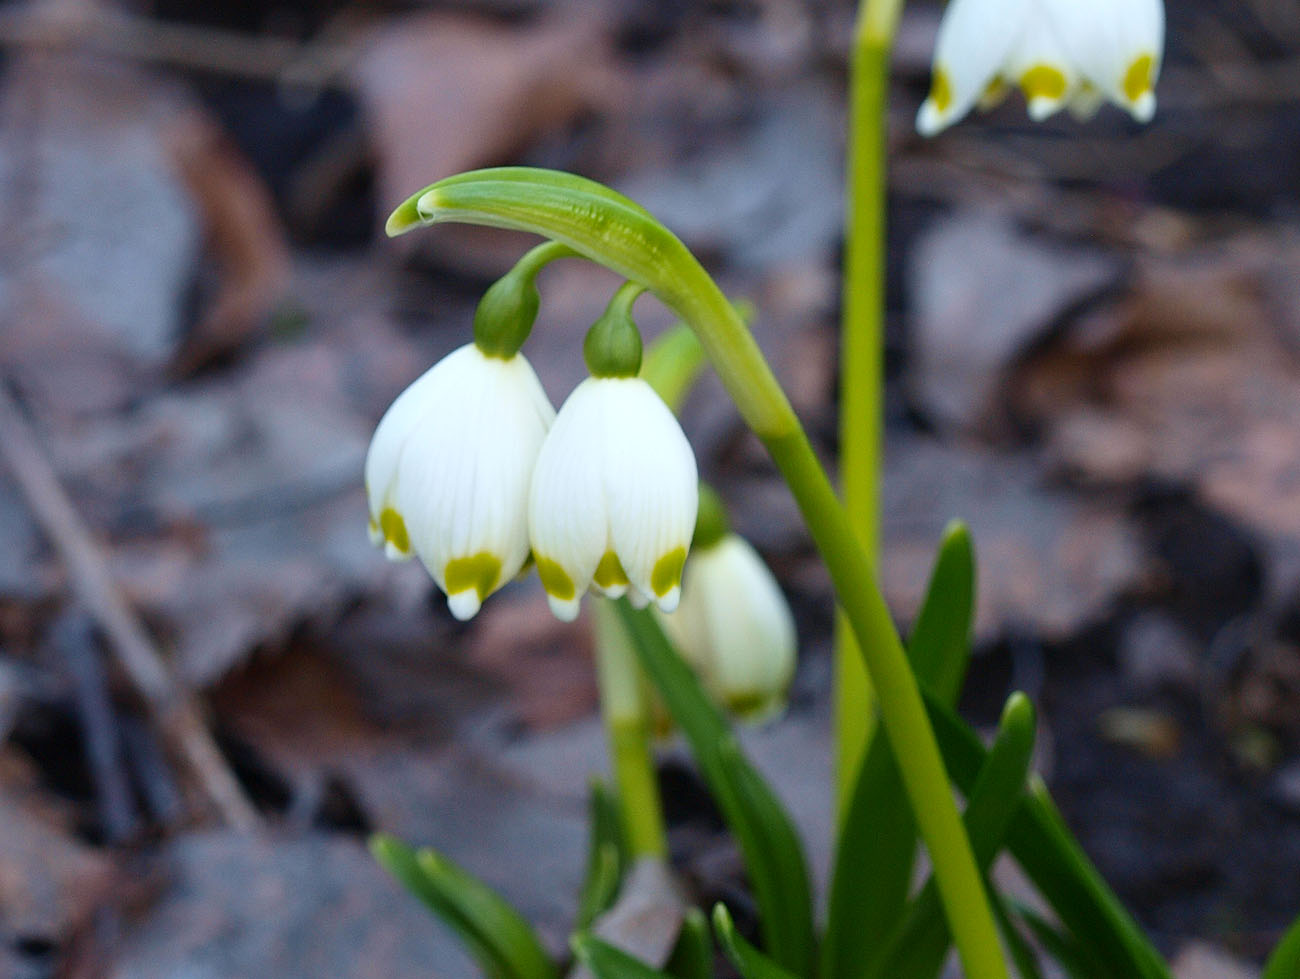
[0,383,259,829]
[53,611,139,843]
[0,5,355,88]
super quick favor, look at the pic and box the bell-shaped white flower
[658,533,797,722]
[528,376,698,622]
[365,343,555,620]
[917,0,1164,136]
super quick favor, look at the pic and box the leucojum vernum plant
[364,1,1300,976]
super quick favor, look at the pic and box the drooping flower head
[917,0,1165,136]
[657,487,797,722]
[528,285,699,622]
[365,250,557,620]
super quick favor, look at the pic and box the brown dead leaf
[353,11,626,261]
[0,750,115,946]
[1012,238,1300,591]
[165,106,294,376]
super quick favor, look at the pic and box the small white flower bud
[916,0,1164,136]
[365,343,555,620]
[528,376,698,622]
[658,534,797,722]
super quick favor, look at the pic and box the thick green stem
[836,0,904,821]
[592,599,668,859]
[765,431,1007,978]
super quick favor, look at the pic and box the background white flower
[365,343,555,620]
[528,376,698,622]
[658,533,797,722]
[917,0,1164,136]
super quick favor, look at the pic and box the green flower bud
[584,282,646,378]
[473,240,575,358]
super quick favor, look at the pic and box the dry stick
[0,385,259,829]
[54,612,140,843]
[0,6,355,88]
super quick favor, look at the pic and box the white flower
[365,343,555,620]
[658,534,797,722]
[528,376,698,622]
[917,0,1164,136]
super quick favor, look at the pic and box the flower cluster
[365,272,697,623]
[917,0,1165,135]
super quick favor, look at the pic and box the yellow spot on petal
[977,75,1009,111]
[536,556,576,601]
[380,507,410,555]
[1019,64,1068,103]
[593,551,629,590]
[651,547,687,599]
[1123,53,1155,103]
[444,552,502,602]
[928,67,953,113]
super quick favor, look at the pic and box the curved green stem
[387,166,1007,979]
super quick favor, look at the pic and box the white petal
[364,350,468,557]
[390,346,553,616]
[528,378,610,614]
[596,379,698,614]
[1046,0,1163,121]
[1004,3,1079,121]
[917,0,1032,136]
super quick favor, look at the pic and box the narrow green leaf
[572,935,675,979]
[615,601,816,976]
[1262,911,1300,979]
[824,522,975,979]
[1014,903,1108,979]
[990,891,1047,979]
[712,905,800,979]
[907,520,976,705]
[577,780,628,929]
[868,692,1036,979]
[921,695,1172,979]
[370,834,557,979]
[664,908,714,979]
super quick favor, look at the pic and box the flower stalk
[835,0,904,813]
[592,598,667,859]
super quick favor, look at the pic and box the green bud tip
[584,281,646,378]
[693,484,729,551]
[473,240,576,358]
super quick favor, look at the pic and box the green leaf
[572,935,675,979]
[990,891,1047,979]
[712,905,799,979]
[370,834,557,979]
[907,520,976,705]
[1014,903,1108,979]
[664,908,714,979]
[615,601,816,976]
[1262,909,1300,979]
[868,692,1036,979]
[824,522,975,979]
[921,696,1172,979]
[577,780,628,930]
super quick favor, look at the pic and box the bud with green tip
[658,489,797,722]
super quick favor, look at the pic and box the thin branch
[0,5,355,88]
[0,383,259,830]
